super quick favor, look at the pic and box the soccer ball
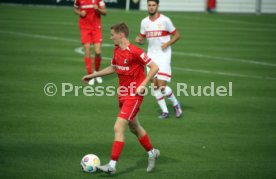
[80,154,101,173]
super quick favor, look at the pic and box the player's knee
[159,86,166,93]
[114,122,125,134]
[95,51,101,57]
[129,126,138,135]
[113,124,121,134]
[84,49,90,57]
[129,124,139,135]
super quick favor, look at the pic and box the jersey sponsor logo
[115,65,129,71]
[80,4,94,8]
[146,30,169,38]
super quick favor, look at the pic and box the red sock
[94,56,101,71]
[111,141,124,161]
[84,57,93,74]
[138,133,153,152]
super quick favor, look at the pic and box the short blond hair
[110,22,129,38]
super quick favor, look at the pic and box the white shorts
[147,52,171,82]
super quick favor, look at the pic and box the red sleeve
[170,29,176,35]
[98,0,105,7]
[111,48,117,66]
[74,0,80,7]
[140,33,146,38]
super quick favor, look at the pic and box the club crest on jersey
[157,23,162,29]
[124,59,128,65]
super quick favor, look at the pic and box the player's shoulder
[128,44,144,55]
[141,16,149,24]
[97,0,105,5]
[128,43,142,51]
[159,14,172,21]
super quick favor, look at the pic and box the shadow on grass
[97,154,181,177]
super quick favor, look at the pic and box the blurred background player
[135,0,182,119]
[74,0,106,85]
[82,22,160,174]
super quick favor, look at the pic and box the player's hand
[93,5,99,10]
[136,85,146,95]
[80,10,87,17]
[135,36,145,45]
[82,75,92,84]
[135,36,141,43]
[161,42,169,50]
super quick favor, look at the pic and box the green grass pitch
[0,4,276,179]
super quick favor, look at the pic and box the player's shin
[84,57,93,74]
[110,141,124,168]
[94,56,101,71]
[163,86,178,106]
[138,133,153,152]
[153,90,168,113]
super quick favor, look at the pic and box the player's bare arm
[74,7,86,17]
[82,66,116,83]
[136,61,159,94]
[94,5,107,15]
[161,31,180,50]
[135,35,145,45]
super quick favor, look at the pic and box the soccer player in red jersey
[82,22,160,174]
[74,0,106,85]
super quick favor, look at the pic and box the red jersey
[74,0,105,29]
[111,44,152,99]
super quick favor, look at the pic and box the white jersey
[140,13,176,56]
[140,13,176,82]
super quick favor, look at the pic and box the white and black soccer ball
[80,154,101,173]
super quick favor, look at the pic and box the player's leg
[92,28,103,84]
[81,29,94,85]
[159,80,183,118]
[152,78,169,119]
[161,83,182,118]
[83,43,92,75]
[158,62,183,118]
[81,29,93,74]
[158,79,178,107]
[93,43,102,72]
[93,43,103,83]
[83,43,95,85]
[128,117,160,172]
[97,99,141,174]
[111,117,128,164]
[97,117,128,174]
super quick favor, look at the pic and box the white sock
[109,160,117,169]
[148,149,155,157]
[153,90,168,113]
[163,86,178,106]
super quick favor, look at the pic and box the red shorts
[80,28,102,44]
[118,98,143,122]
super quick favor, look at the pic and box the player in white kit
[135,0,183,119]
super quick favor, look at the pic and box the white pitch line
[0,30,79,43]
[1,29,275,77]
[73,50,276,81]
[173,67,276,81]
[173,52,276,67]
[1,30,275,67]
